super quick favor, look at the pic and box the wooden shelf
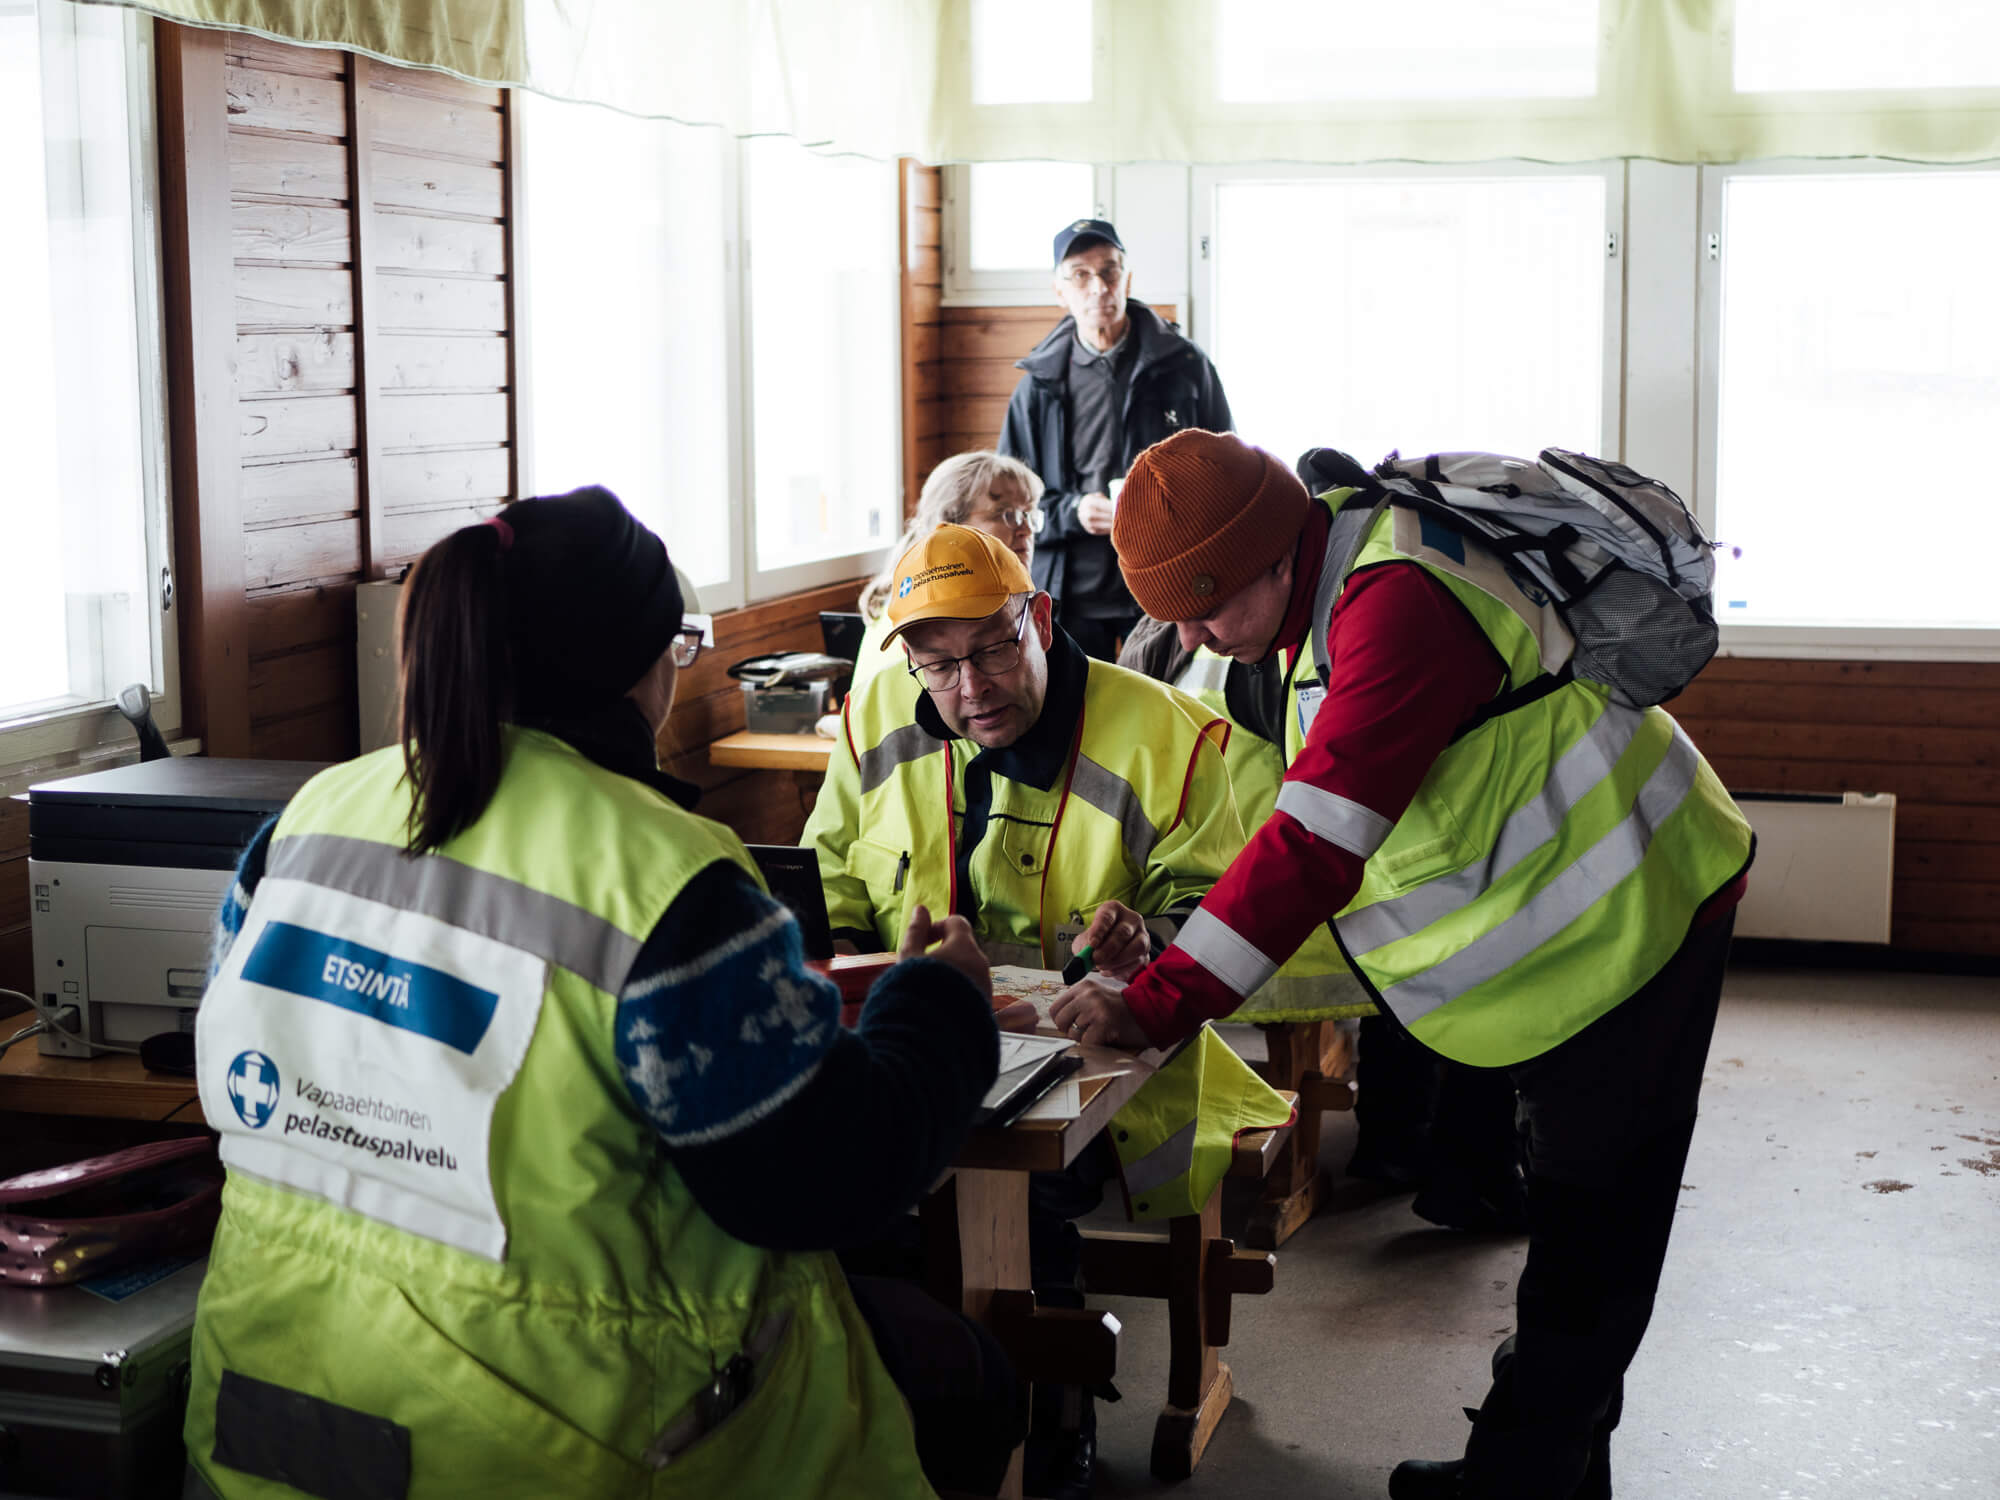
[707,730,834,773]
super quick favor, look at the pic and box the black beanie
[494,486,683,718]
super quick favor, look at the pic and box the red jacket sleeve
[1121,562,1508,1046]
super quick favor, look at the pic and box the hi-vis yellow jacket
[804,657,1291,1218]
[1232,491,1754,1068]
[191,732,927,1497]
[1168,648,1373,1025]
[806,657,1244,971]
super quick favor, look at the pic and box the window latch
[160,565,174,613]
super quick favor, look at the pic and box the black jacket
[997,302,1232,610]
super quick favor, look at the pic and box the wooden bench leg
[1150,1192,1231,1480]
[1246,1022,1356,1250]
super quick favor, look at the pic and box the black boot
[1387,1456,1467,1499]
[1022,1385,1097,1499]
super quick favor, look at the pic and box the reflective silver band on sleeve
[1069,753,1162,867]
[1273,781,1395,858]
[1172,907,1280,999]
[856,722,944,795]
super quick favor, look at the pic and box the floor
[1079,965,2000,1499]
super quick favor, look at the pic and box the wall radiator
[1730,792,1896,944]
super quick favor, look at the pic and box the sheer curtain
[84,0,2000,165]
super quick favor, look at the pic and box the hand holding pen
[1069,899,1150,982]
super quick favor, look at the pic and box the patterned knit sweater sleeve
[619,860,1000,1251]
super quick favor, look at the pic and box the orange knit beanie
[1114,429,1309,621]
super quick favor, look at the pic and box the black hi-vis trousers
[1461,910,1736,1500]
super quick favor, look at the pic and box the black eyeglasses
[906,605,1030,692]
[669,627,705,669]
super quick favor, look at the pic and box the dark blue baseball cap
[1052,217,1124,267]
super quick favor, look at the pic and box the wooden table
[0,1046,204,1125]
[926,1041,1156,1499]
[706,730,834,774]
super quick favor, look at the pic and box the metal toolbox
[0,1258,205,1498]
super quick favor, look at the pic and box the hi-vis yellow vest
[1170,649,1372,1026]
[190,731,927,1498]
[1281,493,1753,1068]
[805,660,1290,1218]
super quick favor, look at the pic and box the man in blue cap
[998,218,1233,661]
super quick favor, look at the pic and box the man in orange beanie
[1049,428,1755,1500]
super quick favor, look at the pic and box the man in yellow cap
[802,522,1254,1496]
[806,521,1246,981]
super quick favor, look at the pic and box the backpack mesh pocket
[1564,569,1718,708]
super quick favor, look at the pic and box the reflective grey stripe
[1339,704,1647,957]
[1120,1118,1197,1198]
[1174,652,1231,697]
[857,722,944,795]
[1069,753,1161,867]
[1377,726,1703,1027]
[266,833,643,995]
[1308,496,1394,685]
[1273,781,1394,858]
[1172,907,1279,999]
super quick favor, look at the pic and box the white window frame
[0,10,182,793]
[1189,159,1626,469]
[1696,157,2000,661]
[737,141,902,604]
[941,162,1116,304]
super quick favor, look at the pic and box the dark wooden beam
[156,25,249,755]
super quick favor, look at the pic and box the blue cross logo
[898,576,915,598]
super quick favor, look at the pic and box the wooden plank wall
[927,302,1181,462]
[904,163,947,504]
[161,28,515,763]
[1672,659,2000,957]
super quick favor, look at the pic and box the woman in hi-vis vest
[187,487,1021,1499]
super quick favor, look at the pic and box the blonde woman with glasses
[852,451,1044,693]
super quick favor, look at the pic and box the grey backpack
[1301,446,1719,708]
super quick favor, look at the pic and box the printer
[26,758,326,1057]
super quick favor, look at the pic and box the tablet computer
[974,1037,1085,1130]
[744,844,836,961]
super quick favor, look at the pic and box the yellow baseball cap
[881,523,1035,648]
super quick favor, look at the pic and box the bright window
[519,94,733,593]
[1201,168,1612,475]
[1710,168,2000,633]
[968,162,1095,271]
[1214,0,1600,103]
[970,0,1092,106]
[744,137,899,583]
[0,2,171,763]
[523,119,898,608]
[1734,0,2000,94]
